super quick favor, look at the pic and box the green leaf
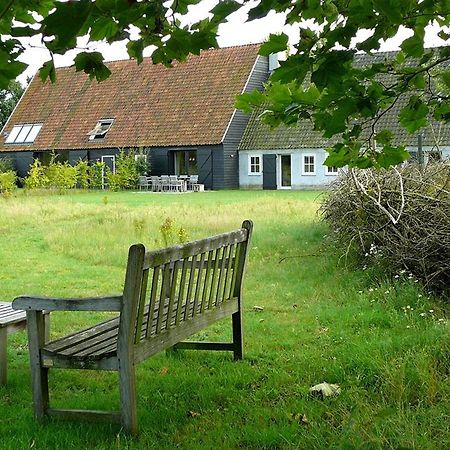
[210,0,241,23]
[39,60,56,83]
[0,49,27,89]
[74,52,112,82]
[311,51,354,90]
[398,96,429,133]
[259,33,289,56]
[375,129,393,145]
[90,16,120,41]
[235,90,266,113]
[400,31,424,58]
[375,145,409,168]
[127,40,144,64]
[43,0,92,52]
[440,71,450,91]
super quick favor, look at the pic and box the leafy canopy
[1,0,450,168]
[0,80,24,129]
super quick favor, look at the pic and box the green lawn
[0,189,448,449]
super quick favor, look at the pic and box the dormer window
[87,119,114,141]
[5,123,42,144]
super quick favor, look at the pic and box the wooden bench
[13,220,253,434]
[0,302,49,386]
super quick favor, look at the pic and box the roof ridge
[51,43,262,73]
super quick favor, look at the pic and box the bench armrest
[12,295,123,312]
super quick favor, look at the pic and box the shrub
[46,159,77,189]
[105,150,139,190]
[321,162,450,295]
[75,159,90,189]
[0,157,14,173]
[88,161,104,189]
[0,170,17,193]
[24,159,49,188]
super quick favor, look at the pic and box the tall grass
[0,190,448,449]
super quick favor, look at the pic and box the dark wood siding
[148,145,222,190]
[222,55,269,189]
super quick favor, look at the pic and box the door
[278,155,291,189]
[173,150,198,175]
[262,154,277,190]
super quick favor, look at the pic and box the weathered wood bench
[13,220,253,434]
[0,302,49,386]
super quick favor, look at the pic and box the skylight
[5,123,42,144]
[88,119,114,140]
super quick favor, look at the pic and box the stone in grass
[309,382,341,399]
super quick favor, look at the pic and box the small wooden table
[0,302,49,385]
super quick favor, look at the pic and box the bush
[88,161,104,189]
[24,159,49,188]
[46,159,77,189]
[0,157,14,173]
[105,150,139,190]
[75,159,90,189]
[0,170,17,193]
[321,162,450,295]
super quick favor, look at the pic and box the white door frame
[277,154,292,189]
[101,155,116,189]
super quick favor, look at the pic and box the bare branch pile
[321,162,450,295]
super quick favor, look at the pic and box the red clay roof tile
[0,44,261,152]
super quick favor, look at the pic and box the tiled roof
[0,44,261,152]
[240,51,450,150]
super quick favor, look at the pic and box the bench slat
[144,229,248,268]
[145,265,160,338]
[175,258,188,326]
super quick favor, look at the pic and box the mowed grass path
[0,190,448,450]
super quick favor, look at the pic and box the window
[325,165,339,175]
[88,119,114,140]
[134,154,147,162]
[302,154,315,175]
[5,123,42,144]
[248,155,262,175]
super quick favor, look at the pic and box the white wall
[239,149,339,189]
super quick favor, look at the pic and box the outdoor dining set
[138,175,204,192]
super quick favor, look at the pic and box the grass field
[0,189,448,450]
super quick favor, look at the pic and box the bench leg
[0,327,7,386]
[232,310,244,360]
[119,360,138,434]
[27,311,49,420]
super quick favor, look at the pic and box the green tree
[1,1,449,168]
[0,80,24,128]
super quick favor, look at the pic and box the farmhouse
[0,44,268,190]
[239,51,450,190]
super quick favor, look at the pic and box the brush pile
[321,162,450,296]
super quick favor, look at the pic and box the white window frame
[248,154,262,175]
[302,153,316,176]
[88,119,114,141]
[325,165,339,176]
[4,123,43,144]
[134,153,147,162]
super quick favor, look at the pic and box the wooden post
[232,220,253,361]
[117,244,145,435]
[0,327,7,385]
[26,311,49,420]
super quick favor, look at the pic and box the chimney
[268,53,280,72]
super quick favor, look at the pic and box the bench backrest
[117,220,253,354]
